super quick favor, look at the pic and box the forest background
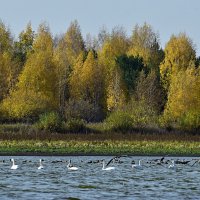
[0,20,199,134]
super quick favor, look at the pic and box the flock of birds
[2,155,200,171]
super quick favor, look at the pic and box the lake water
[0,156,200,200]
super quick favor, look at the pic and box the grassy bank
[0,139,200,156]
[0,124,200,155]
[0,137,200,156]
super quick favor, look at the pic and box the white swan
[102,160,115,171]
[132,159,143,169]
[67,160,78,171]
[38,159,44,170]
[168,160,176,169]
[11,158,18,170]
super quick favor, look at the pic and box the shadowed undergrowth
[0,123,200,142]
[0,123,200,155]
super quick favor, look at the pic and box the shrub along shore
[0,124,199,156]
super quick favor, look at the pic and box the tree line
[0,20,199,131]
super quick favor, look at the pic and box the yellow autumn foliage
[163,63,200,129]
[1,23,58,118]
[98,27,129,111]
[128,23,163,69]
[160,33,196,91]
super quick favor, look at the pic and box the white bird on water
[168,160,176,170]
[132,160,143,170]
[11,158,18,170]
[102,160,115,171]
[67,160,78,171]
[38,159,44,170]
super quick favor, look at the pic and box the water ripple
[0,156,200,199]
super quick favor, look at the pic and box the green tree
[99,26,129,111]
[14,22,35,65]
[116,54,144,96]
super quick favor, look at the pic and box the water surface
[0,156,200,199]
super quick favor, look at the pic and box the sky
[0,0,200,55]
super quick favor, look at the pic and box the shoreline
[0,152,199,157]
